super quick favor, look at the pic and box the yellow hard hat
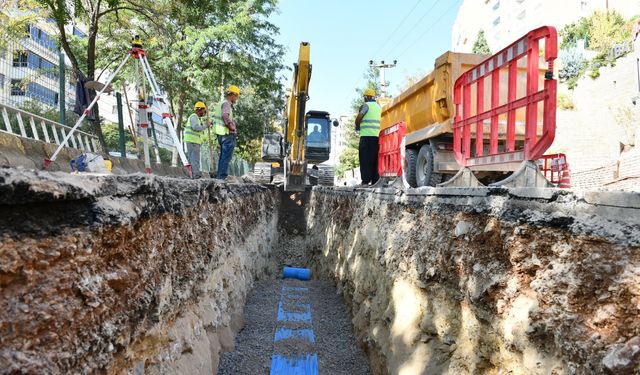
[194,101,207,110]
[363,88,376,97]
[227,85,240,96]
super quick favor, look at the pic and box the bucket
[283,267,311,281]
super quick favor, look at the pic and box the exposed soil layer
[0,169,280,374]
[307,186,640,375]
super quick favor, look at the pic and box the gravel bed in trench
[218,278,371,374]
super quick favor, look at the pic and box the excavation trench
[0,169,639,375]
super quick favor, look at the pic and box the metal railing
[0,102,101,153]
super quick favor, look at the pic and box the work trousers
[359,136,379,185]
[217,134,236,180]
[186,142,201,179]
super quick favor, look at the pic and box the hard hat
[227,85,240,96]
[363,88,376,97]
[194,101,207,110]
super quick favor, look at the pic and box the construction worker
[213,85,240,180]
[354,88,381,185]
[184,101,211,179]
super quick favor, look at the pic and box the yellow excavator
[254,42,338,191]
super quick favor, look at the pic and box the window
[28,25,58,51]
[493,17,501,26]
[13,50,28,67]
[493,1,500,11]
[27,52,58,80]
[306,117,330,148]
[517,10,526,20]
[11,79,25,96]
[73,26,86,38]
[26,82,59,106]
[0,74,4,88]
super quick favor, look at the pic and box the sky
[270,0,464,117]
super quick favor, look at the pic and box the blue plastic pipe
[283,267,311,281]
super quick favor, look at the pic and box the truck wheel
[405,148,418,188]
[416,144,442,187]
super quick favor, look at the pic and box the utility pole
[369,59,397,99]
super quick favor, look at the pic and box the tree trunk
[85,22,109,153]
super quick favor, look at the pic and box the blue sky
[270,0,463,117]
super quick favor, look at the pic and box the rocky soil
[0,168,280,374]
[307,186,640,375]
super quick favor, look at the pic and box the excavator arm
[284,42,312,191]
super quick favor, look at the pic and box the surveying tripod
[44,36,192,177]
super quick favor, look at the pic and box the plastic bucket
[283,267,311,281]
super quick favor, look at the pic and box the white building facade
[452,0,640,53]
[329,114,352,165]
[0,20,81,112]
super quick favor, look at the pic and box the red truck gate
[378,122,406,178]
[453,26,558,170]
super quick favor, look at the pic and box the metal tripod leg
[44,53,132,169]
[138,55,192,176]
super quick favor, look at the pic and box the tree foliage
[472,29,491,55]
[588,11,630,55]
[558,47,586,89]
[21,0,284,162]
[0,0,46,50]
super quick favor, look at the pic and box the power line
[370,0,422,59]
[384,0,443,57]
[396,0,460,59]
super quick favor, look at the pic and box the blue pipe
[283,267,311,281]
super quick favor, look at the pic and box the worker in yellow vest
[354,88,381,185]
[184,101,211,179]
[212,85,240,180]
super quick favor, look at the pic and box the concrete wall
[307,186,640,374]
[551,46,640,174]
[0,170,280,374]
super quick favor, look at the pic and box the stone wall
[307,186,640,374]
[0,169,280,374]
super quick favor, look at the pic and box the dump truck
[381,26,556,187]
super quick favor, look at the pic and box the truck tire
[405,148,418,188]
[416,144,442,187]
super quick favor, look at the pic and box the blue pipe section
[270,354,318,375]
[283,266,312,281]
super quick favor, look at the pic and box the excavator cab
[305,111,333,163]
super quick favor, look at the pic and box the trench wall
[0,169,280,374]
[307,186,640,375]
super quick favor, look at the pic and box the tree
[559,47,586,89]
[0,0,46,50]
[588,10,630,56]
[29,0,284,163]
[36,0,156,152]
[138,0,285,162]
[559,17,590,49]
[472,29,491,55]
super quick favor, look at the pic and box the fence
[377,121,406,178]
[453,26,558,170]
[0,101,101,153]
[0,29,76,122]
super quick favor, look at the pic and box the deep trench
[2,171,638,375]
[217,189,372,374]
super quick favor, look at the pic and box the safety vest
[184,113,206,144]
[212,101,234,136]
[360,101,381,137]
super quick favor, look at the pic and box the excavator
[254,42,338,191]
